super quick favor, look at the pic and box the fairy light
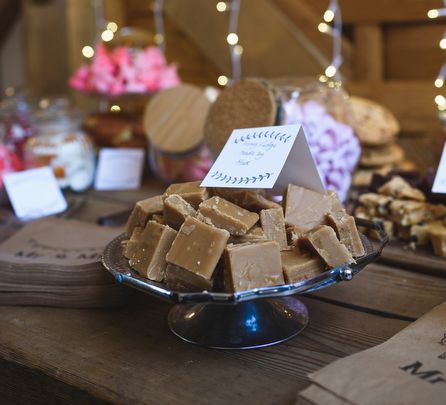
[318,22,331,34]
[82,45,95,58]
[234,44,244,55]
[217,75,229,86]
[106,21,118,33]
[323,9,335,22]
[216,1,227,12]
[226,32,239,45]
[432,1,446,108]
[319,0,342,81]
[154,0,166,52]
[101,29,114,42]
[110,105,121,112]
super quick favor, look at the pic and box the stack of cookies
[349,96,416,187]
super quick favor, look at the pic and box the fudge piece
[327,212,365,257]
[260,208,287,250]
[198,196,259,235]
[410,221,444,246]
[166,217,229,282]
[428,204,446,221]
[389,200,429,226]
[164,181,209,209]
[163,194,196,230]
[283,184,331,230]
[125,195,163,236]
[228,225,266,244]
[429,226,446,258]
[164,263,213,292]
[378,176,425,202]
[211,188,281,212]
[327,189,343,212]
[281,249,326,284]
[395,223,411,241]
[224,241,284,292]
[129,221,177,281]
[299,225,355,269]
[123,227,143,259]
[358,193,392,217]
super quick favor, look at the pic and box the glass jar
[25,98,95,191]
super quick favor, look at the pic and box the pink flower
[158,64,181,89]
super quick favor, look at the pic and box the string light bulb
[226,32,239,45]
[441,38,446,50]
[217,75,229,86]
[110,105,121,112]
[82,45,94,58]
[234,44,243,55]
[428,9,440,18]
[435,78,444,88]
[101,29,114,42]
[106,22,118,32]
[216,1,227,12]
[318,22,331,33]
[435,95,446,106]
[323,9,335,22]
[154,33,164,45]
[325,65,337,78]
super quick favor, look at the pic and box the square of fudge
[283,184,331,230]
[281,249,326,284]
[164,263,213,292]
[164,181,209,209]
[327,212,365,257]
[125,195,163,236]
[260,208,287,250]
[129,221,177,281]
[224,241,284,292]
[198,196,259,235]
[166,217,229,281]
[299,225,355,269]
[163,194,196,230]
[123,226,143,259]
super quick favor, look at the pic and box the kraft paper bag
[303,302,446,405]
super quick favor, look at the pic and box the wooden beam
[0,0,20,47]
[164,0,330,79]
[354,24,383,81]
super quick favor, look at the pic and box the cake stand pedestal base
[168,296,308,349]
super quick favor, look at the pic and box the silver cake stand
[102,219,387,349]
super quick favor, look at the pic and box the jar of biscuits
[25,97,95,191]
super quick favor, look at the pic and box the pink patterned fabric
[283,99,361,202]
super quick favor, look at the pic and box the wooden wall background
[2,0,445,168]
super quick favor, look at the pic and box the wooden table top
[0,181,445,405]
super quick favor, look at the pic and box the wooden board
[379,241,446,276]
[0,295,409,405]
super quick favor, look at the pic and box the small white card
[432,142,446,193]
[94,148,145,191]
[201,124,325,194]
[3,167,68,220]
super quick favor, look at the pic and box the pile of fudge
[123,182,365,293]
[355,176,446,258]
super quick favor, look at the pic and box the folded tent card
[201,124,325,195]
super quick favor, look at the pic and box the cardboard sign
[432,142,446,194]
[3,167,67,220]
[201,124,324,194]
[94,148,145,191]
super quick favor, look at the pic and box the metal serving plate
[102,218,386,304]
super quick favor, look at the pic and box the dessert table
[0,180,445,405]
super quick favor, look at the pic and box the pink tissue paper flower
[69,44,181,95]
[283,99,361,203]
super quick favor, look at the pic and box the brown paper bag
[307,302,446,405]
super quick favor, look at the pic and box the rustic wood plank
[379,241,446,277]
[309,263,446,319]
[354,24,383,82]
[0,294,409,404]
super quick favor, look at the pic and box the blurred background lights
[110,105,121,112]
[217,75,228,86]
[226,32,239,45]
[82,45,95,58]
[101,29,114,42]
[435,94,446,106]
[435,78,444,88]
[428,9,440,19]
[216,1,227,12]
[234,44,243,55]
[106,22,118,32]
[325,65,337,78]
[318,22,331,33]
[323,9,335,22]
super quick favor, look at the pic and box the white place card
[94,148,145,191]
[201,124,325,194]
[432,142,446,194]
[3,167,68,220]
